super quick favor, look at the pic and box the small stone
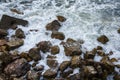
[59,61,71,72]
[4,58,31,77]
[28,48,41,61]
[0,29,8,38]
[97,50,105,56]
[97,35,109,44]
[7,38,24,50]
[47,55,57,59]
[57,16,66,22]
[97,46,103,50]
[47,59,58,68]
[27,70,41,80]
[84,51,95,59]
[10,8,23,14]
[51,31,65,40]
[15,28,25,38]
[43,69,57,78]
[61,68,73,78]
[118,28,120,33]
[20,52,32,62]
[110,58,118,62]
[67,73,81,80]
[37,41,52,53]
[70,56,81,68]
[51,45,60,55]
[33,65,44,71]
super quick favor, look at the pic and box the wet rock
[28,48,41,61]
[46,20,61,31]
[97,35,109,44]
[4,58,31,77]
[118,28,120,33]
[0,15,28,29]
[67,73,81,80]
[47,59,58,68]
[84,51,95,59]
[61,68,73,78]
[15,28,25,38]
[70,56,81,68]
[63,38,82,56]
[20,52,32,62]
[0,29,8,38]
[27,70,41,80]
[51,31,65,40]
[57,16,66,22]
[33,65,44,71]
[10,8,23,14]
[59,61,71,72]
[114,74,120,80]
[43,69,57,78]
[7,38,24,50]
[51,45,60,55]
[37,41,52,53]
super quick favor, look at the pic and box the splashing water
[0,0,120,79]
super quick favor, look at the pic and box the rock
[37,41,52,53]
[43,69,57,78]
[67,73,81,80]
[118,28,120,33]
[33,65,44,71]
[27,70,41,80]
[47,59,58,68]
[0,29,8,38]
[114,74,120,80]
[10,8,23,14]
[57,16,66,22]
[110,58,118,62]
[70,56,81,68]
[97,50,105,56]
[97,35,109,44]
[0,39,7,46]
[59,61,71,72]
[15,28,25,38]
[6,38,24,50]
[96,46,103,50]
[28,48,41,61]
[20,52,32,62]
[84,51,95,59]
[0,15,28,29]
[0,74,7,80]
[46,20,61,31]
[4,58,31,77]
[51,45,60,55]
[61,68,73,78]
[51,31,65,40]
[63,38,82,56]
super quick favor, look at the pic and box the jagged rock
[51,45,60,55]
[59,61,71,72]
[62,38,82,56]
[70,56,81,68]
[0,15,28,29]
[28,48,41,61]
[15,28,25,38]
[33,65,44,71]
[4,58,31,77]
[84,51,95,59]
[60,68,73,78]
[6,38,24,50]
[51,31,65,40]
[57,16,66,22]
[46,20,61,31]
[118,28,120,33]
[0,29,8,38]
[37,41,52,53]
[26,70,41,80]
[97,35,109,44]
[43,69,57,78]
[47,59,58,68]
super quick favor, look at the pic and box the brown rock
[97,46,103,50]
[27,70,41,80]
[118,28,120,33]
[10,9,23,14]
[15,28,25,38]
[59,61,71,72]
[33,65,44,71]
[51,31,65,40]
[46,20,61,31]
[47,59,58,68]
[51,45,60,55]
[43,69,57,78]
[84,51,95,59]
[6,38,24,50]
[28,48,41,61]
[61,68,73,78]
[37,41,52,53]
[47,55,56,59]
[0,39,7,46]
[4,58,31,77]
[97,50,105,56]
[0,29,8,38]
[70,56,81,68]
[114,74,120,80]
[57,16,66,22]
[20,52,32,62]
[67,73,81,80]
[97,35,109,44]
[0,15,28,29]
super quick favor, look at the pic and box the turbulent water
[0,0,120,80]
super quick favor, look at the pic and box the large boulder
[46,20,61,31]
[51,31,65,40]
[0,15,28,29]
[28,48,41,61]
[97,35,109,44]
[4,58,31,77]
[15,28,25,38]
[36,41,52,53]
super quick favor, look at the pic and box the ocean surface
[0,0,120,80]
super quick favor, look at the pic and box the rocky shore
[0,15,120,80]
